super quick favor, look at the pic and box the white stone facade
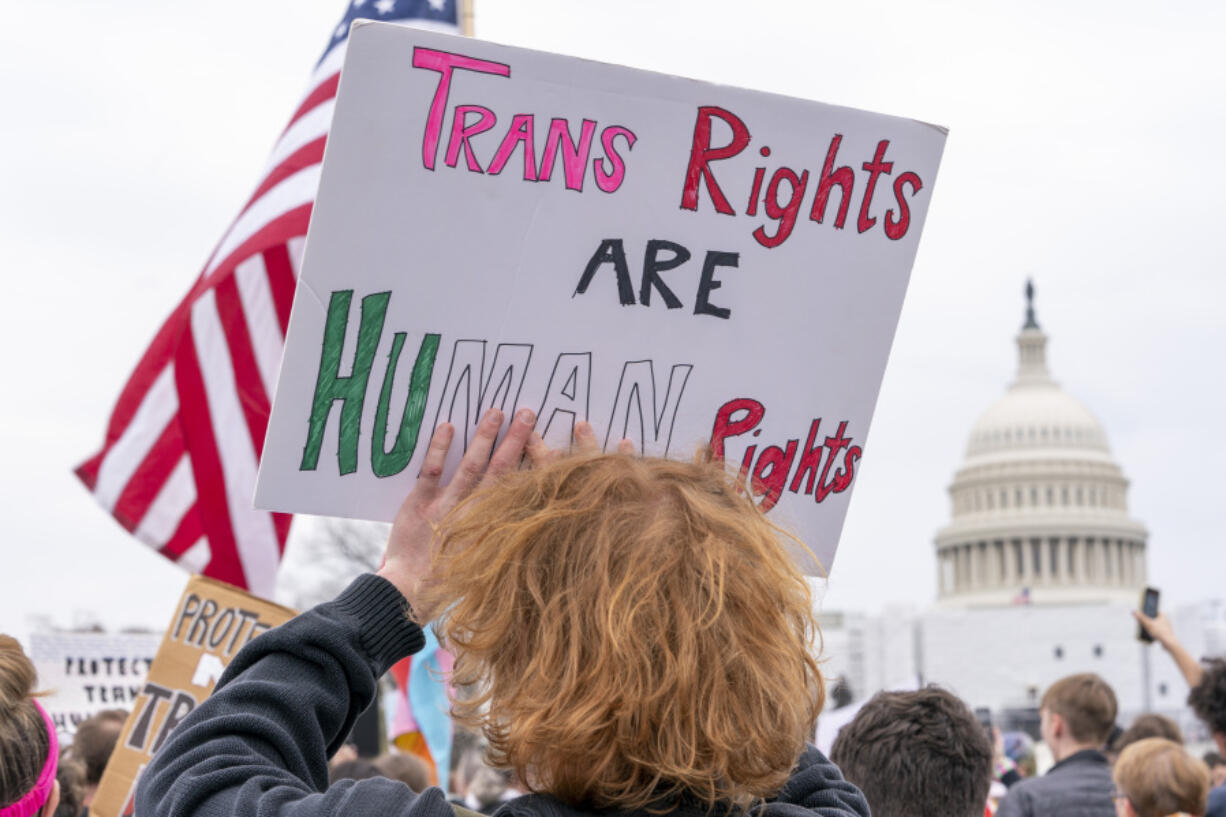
[933,309,1147,606]
[819,289,1222,744]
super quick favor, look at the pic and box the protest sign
[256,22,947,573]
[29,632,161,738]
[90,576,295,817]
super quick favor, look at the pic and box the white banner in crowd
[29,632,161,738]
[257,23,947,573]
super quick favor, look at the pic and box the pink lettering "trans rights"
[411,46,637,194]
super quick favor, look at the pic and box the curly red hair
[421,453,824,811]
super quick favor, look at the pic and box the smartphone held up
[1137,586,1160,643]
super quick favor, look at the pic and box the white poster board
[29,632,161,738]
[257,23,947,573]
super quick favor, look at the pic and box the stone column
[1056,537,1068,585]
[1018,537,1031,585]
[968,543,980,592]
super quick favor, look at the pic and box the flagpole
[460,0,474,36]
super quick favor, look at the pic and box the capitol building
[934,285,1148,607]
[817,285,1224,746]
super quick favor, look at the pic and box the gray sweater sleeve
[135,573,453,817]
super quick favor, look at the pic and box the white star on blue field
[320,0,458,63]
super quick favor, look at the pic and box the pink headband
[0,700,59,817]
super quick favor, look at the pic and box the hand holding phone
[1136,587,1161,643]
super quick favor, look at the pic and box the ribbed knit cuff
[333,573,426,672]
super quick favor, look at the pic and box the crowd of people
[1,413,1224,817]
[0,642,130,817]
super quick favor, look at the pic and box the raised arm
[135,574,437,817]
[1135,610,1205,689]
[138,407,536,817]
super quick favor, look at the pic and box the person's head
[70,708,127,790]
[1203,752,1226,789]
[373,752,430,793]
[51,759,84,817]
[1039,673,1118,760]
[328,758,381,784]
[1113,714,1184,756]
[1188,658,1226,756]
[829,686,992,817]
[1002,730,1036,778]
[0,635,60,817]
[423,453,824,811]
[1112,738,1209,817]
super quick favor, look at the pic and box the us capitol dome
[934,283,1148,606]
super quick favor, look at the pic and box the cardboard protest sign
[90,576,295,817]
[256,22,947,573]
[29,633,161,738]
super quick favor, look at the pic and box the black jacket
[995,748,1115,817]
[136,574,869,817]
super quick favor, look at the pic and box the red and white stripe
[76,19,456,597]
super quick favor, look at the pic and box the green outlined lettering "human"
[299,290,440,477]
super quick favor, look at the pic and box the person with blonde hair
[136,409,868,817]
[1111,737,1210,817]
[0,635,61,817]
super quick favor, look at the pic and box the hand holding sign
[378,407,536,617]
[526,420,635,466]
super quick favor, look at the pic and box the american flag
[75,0,466,598]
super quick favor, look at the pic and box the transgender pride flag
[389,629,455,789]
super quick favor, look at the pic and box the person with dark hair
[1190,663,1226,817]
[1135,610,1226,817]
[829,686,992,817]
[996,673,1118,817]
[0,634,61,817]
[135,411,869,817]
[1112,714,1185,756]
[67,709,127,814]
[1204,753,1226,790]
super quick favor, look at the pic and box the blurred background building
[819,284,1226,750]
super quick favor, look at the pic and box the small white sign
[29,632,160,737]
[257,22,947,574]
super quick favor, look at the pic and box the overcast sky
[2,0,1223,640]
